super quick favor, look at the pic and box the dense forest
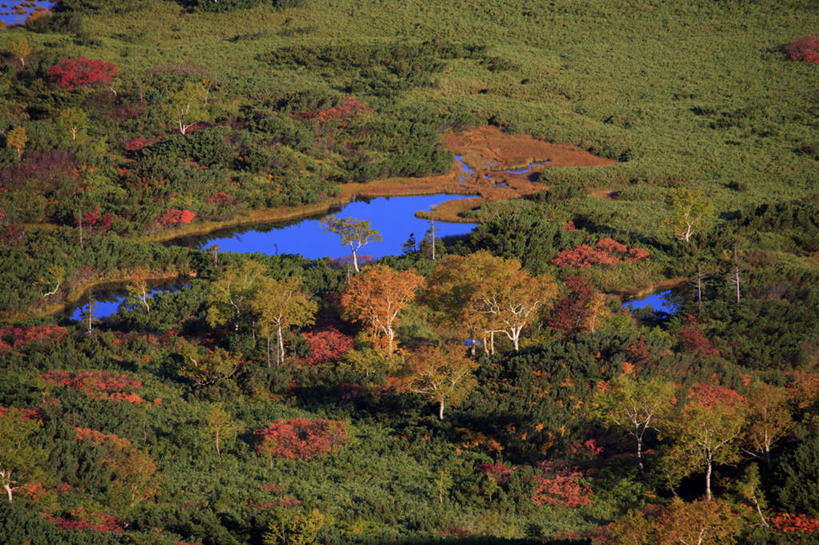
[0,0,817,544]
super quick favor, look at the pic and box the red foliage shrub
[785,36,819,63]
[39,371,143,403]
[75,427,132,449]
[552,238,649,268]
[125,135,163,151]
[688,383,747,413]
[596,237,627,255]
[532,461,593,507]
[477,461,516,484]
[625,336,653,367]
[155,209,196,227]
[0,406,42,421]
[0,325,67,353]
[0,224,25,246]
[44,507,123,533]
[47,57,119,90]
[569,438,604,460]
[564,220,576,231]
[0,209,5,223]
[294,96,372,124]
[206,191,233,204]
[302,328,353,365]
[771,512,819,534]
[678,315,718,358]
[78,207,113,234]
[626,247,650,262]
[254,418,347,460]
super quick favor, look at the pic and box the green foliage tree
[173,337,243,387]
[593,372,676,474]
[57,107,89,143]
[320,216,382,272]
[204,403,242,457]
[0,408,46,503]
[400,342,478,420]
[251,275,317,367]
[207,259,267,332]
[664,187,714,243]
[168,81,210,135]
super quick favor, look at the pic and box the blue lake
[1,1,54,26]
[199,193,475,259]
[71,193,475,321]
[622,290,679,315]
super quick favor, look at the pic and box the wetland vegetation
[0,1,817,544]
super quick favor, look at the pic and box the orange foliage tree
[341,264,423,355]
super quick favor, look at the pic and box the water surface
[622,290,679,315]
[199,194,475,259]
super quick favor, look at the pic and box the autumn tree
[594,372,676,474]
[424,251,558,353]
[251,275,317,367]
[400,343,478,420]
[9,37,31,68]
[207,259,267,332]
[745,381,792,466]
[664,187,714,243]
[666,383,749,500]
[57,107,88,143]
[548,275,606,336]
[655,498,743,545]
[6,126,27,159]
[321,216,382,272]
[341,264,423,355]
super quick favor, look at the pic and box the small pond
[622,289,680,315]
[70,193,475,321]
[1,1,54,26]
[70,285,187,322]
[197,193,475,259]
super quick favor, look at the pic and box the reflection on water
[70,285,186,321]
[199,194,476,259]
[622,290,679,315]
[1,1,54,26]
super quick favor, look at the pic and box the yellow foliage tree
[6,126,27,159]
[251,275,317,367]
[401,343,478,420]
